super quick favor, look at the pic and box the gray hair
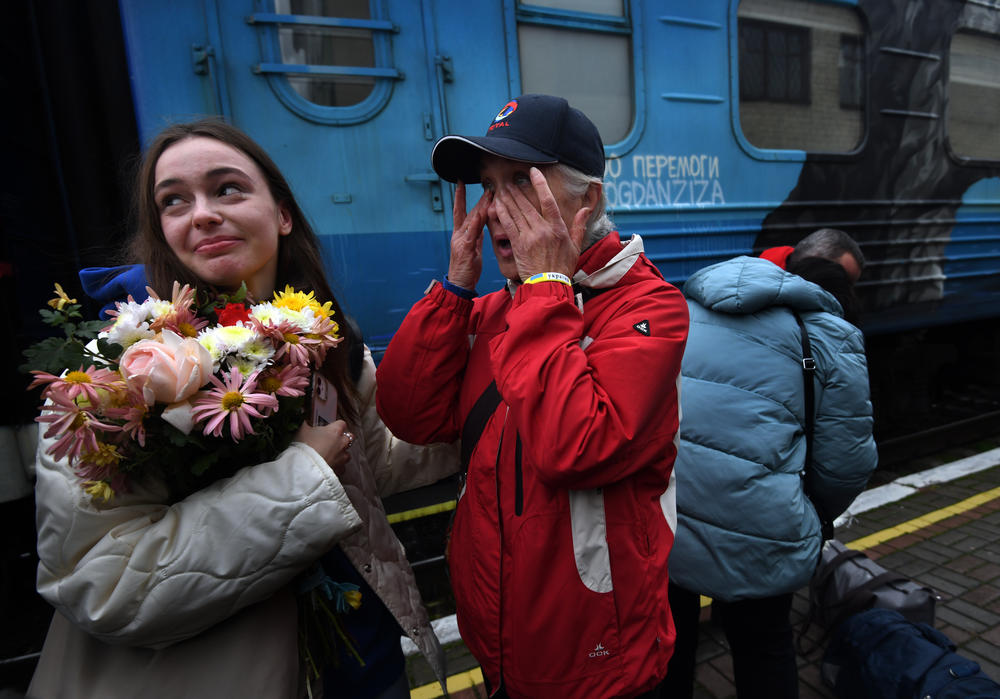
[550,163,615,249]
[789,228,865,270]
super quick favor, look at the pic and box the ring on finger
[343,431,355,448]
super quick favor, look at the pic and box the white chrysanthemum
[104,322,155,348]
[251,303,314,332]
[147,298,175,319]
[199,324,254,352]
[225,354,262,377]
[240,336,276,365]
[197,330,225,365]
[199,325,250,367]
[100,299,159,347]
[117,299,155,321]
[199,324,273,373]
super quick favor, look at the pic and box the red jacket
[377,233,689,698]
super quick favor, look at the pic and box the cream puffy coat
[30,348,458,697]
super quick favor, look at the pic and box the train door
[120,0,457,346]
[424,0,645,291]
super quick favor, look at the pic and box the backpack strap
[459,285,607,472]
[792,310,834,542]
[822,571,913,634]
[460,380,502,472]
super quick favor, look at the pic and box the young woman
[29,120,457,698]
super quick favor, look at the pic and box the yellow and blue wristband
[524,272,572,286]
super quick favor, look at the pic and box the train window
[249,0,399,124]
[948,31,1000,162]
[737,0,865,153]
[273,0,376,107]
[839,35,863,110]
[739,20,810,104]
[516,2,634,144]
[526,0,624,15]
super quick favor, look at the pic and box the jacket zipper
[514,433,523,517]
[492,409,507,697]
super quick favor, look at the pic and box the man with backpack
[664,231,878,698]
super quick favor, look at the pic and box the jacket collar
[503,232,646,297]
[574,232,645,291]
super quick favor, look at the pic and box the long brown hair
[129,119,358,419]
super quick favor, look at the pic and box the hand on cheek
[495,168,587,282]
[447,182,488,289]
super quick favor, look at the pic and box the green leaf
[191,451,221,476]
[38,309,62,326]
[21,338,76,375]
[96,338,123,360]
[78,319,109,337]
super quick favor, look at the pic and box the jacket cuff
[425,279,474,317]
[512,279,575,306]
[287,442,363,533]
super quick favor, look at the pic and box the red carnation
[217,303,251,326]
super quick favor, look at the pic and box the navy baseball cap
[431,94,605,184]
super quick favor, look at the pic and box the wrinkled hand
[447,182,489,290]
[493,167,591,281]
[295,419,354,476]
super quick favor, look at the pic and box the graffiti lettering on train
[604,154,725,209]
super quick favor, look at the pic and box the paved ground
[407,443,1000,698]
[692,455,1000,699]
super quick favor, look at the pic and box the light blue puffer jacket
[669,256,877,601]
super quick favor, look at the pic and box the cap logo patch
[494,100,518,122]
[633,320,650,336]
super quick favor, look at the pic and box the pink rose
[119,330,214,406]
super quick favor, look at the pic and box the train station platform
[405,443,1000,698]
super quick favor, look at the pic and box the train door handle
[405,173,444,212]
[191,44,228,116]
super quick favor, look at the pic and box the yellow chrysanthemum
[84,480,115,503]
[47,283,77,310]
[343,589,362,610]
[271,285,334,319]
[81,443,123,468]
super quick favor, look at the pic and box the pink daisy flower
[302,315,344,365]
[29,366,122,406]
[36,393,121,462]
[191,368,279,441]
[148,282,209,338]
[103,388,149,447]
[252,318,316,366]
[258,363,310,398]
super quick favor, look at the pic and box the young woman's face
[154,136,292,299]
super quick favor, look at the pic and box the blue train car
[115,0,1000,347]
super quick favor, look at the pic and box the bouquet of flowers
[24,281,342,502]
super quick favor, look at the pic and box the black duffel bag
[809,539,937,630]
[798,539,938,654]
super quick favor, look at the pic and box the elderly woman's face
[153,136,292,299]
[479,155,584,281]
